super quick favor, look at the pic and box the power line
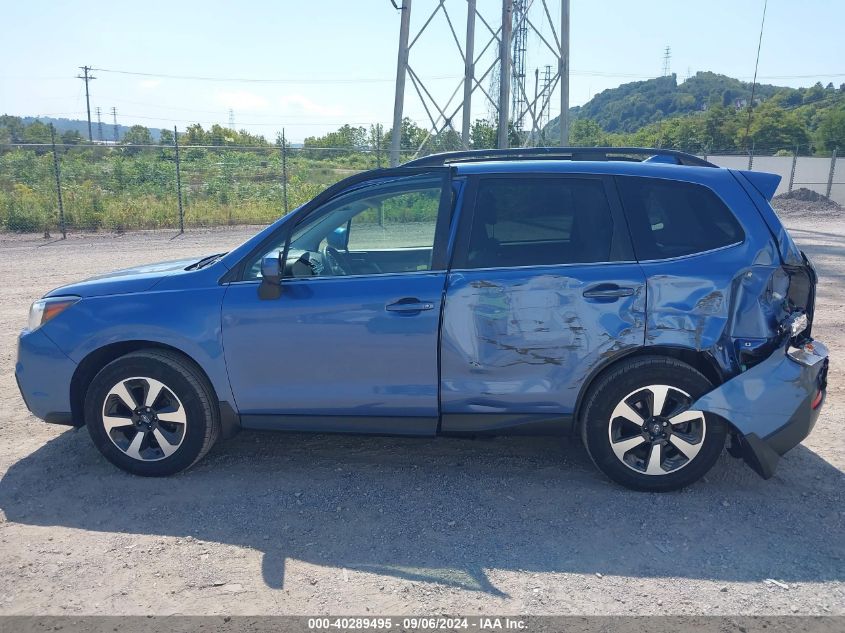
[108,113,404,127]
[7,68,844,83]
[91,66,462,84]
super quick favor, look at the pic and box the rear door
[439,173,646,432]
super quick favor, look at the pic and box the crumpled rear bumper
[691,339,828,478]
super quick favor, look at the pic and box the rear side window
[463,177,615,269]
[617,176,744,261]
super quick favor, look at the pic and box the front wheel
[580,356,727,492]
[85,349,219,476]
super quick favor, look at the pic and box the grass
[0,147,368,233]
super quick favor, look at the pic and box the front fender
[41,287,235,408]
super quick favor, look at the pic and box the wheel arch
[70,341,228,430]
[573,345,728,433]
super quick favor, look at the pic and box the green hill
[545,72,845,154]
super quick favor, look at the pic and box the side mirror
[260,255,282,284]
[258,254,282,300]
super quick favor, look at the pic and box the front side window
[247,175,443,279]
[617,176,745,261]
[463,177,615,269]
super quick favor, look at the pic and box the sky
[1,0,844,143]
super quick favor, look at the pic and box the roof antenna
[742,0,768,151]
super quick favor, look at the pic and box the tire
[580,356,727,492]
[84,349,220,476]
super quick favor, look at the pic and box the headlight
[27,296,80,331]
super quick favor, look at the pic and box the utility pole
[461,0,477,149]
[788,145,798,192]
[533,68,540,145]
[826,148,837,199]
[662,46,671,76]
[49,124,66,239]
[228,109,235,130]
[375,123,383,168]
[174,126,184,234]
[76,66,96,141]
[281,128,289,214]
[390,0,412,166]
[95,106,104,142]
[560,0,570,146]
[111,107,119,142]
[498,0,513,149]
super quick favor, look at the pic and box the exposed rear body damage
[642,168,826,476]
[692,340,828,478]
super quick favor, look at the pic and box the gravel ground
[0,215,842,616]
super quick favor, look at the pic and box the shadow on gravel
[1,428,843,595]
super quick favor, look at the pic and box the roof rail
[402,147,716,168]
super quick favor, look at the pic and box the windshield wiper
[186,253,227,270]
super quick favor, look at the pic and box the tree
[21,120,52,144]
[60,130,84,145]
[382,118,428,154]
[470,119,497,149]
[815,106,845,153]
[182,123,209,145]
[122,125,153,145]
[701,105,741,152]
[159,128,174,145]
[304,124,368,159]
[743,102,810,152]
[569,119,609,146]
[803,82,825,104]
[0,115,25,143]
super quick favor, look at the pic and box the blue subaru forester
[15,148,828,491]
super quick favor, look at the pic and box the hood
[45,257,200,298]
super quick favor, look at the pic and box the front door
[222,171,453,435]
[439,173,646,432]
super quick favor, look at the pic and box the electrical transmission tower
[111,107,119,142]
[662,46,671,76]
[76,65,96,141]
[228,108,235,129]
[537,64,553,141]
[95,106,104,142]
[389,0,570,164]
[510,0,530,132]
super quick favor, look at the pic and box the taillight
[811,389,823,410]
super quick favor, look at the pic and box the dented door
[440,265,646,430]
[439,173,645,432]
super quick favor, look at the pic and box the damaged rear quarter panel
[640,172,785,377]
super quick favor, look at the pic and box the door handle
[385,298,436,313]
[582,284,635,299]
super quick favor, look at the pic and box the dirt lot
[0,217,842,616]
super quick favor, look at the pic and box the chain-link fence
[0,140,408,236]
[1,139,842,236]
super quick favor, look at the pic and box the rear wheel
[580,356,727,491]
[85,350,219,476]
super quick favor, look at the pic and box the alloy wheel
[101,376,187,461]
[607,384,706,476]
